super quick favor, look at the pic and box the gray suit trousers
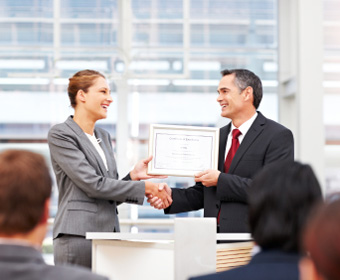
[54,234,92,269]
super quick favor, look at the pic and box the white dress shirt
[224,112,258,160]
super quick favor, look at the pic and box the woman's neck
[73,110,96,135]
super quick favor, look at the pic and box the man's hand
[130,155,167,181]
[145,182,172,209]
[147,183,173,209]
[194,169,221,187]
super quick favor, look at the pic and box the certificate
[148,124,220,177]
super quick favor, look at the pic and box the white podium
[87,218,251,280]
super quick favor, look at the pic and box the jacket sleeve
[164,183,204,214]
[48,126,145,204]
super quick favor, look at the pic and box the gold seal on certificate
[147,124,220,177]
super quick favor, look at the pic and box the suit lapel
[95,128,117,177]
[218,124,231,171]
[228,112,266,173]
[65,116,109,176]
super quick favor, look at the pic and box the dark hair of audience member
[0,150,52,235]
[248,161,322,253]
[303,197,340,280]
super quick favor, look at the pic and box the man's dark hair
[0,150,52,235]
[248,161,322,252]
[221,69,263,109]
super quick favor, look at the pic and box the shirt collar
[231,112,258,137]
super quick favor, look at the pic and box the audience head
[0,149,52,238]
[300,197,340,280]
[68,69,105,108]
[248,160,322,253]
[220,69,263,109]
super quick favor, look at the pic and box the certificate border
[148,124,220,177]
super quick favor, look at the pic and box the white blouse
[85,133,108,171]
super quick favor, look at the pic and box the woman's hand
[145,182,172,209]
[130,155,167,181]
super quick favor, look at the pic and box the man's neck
[0,225,45,249]
[232,109,257,128]
[0,236,33,246]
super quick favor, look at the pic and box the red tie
[224,129,242,173]
[218,129,241,225]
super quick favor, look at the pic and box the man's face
[217,74,246,120]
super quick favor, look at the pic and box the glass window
[323,0,340,195]
[61,23,117,46]
[0,23,53,46]
[1,0,53,18]
[132,0,183,19]
[0,0,279,238]
[61,0,117,19]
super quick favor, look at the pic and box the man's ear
[77,89,86,103]
[243,86,254,103]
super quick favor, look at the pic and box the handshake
[145,182,172,209]
[130,155,173,210]
[131,155,220,210]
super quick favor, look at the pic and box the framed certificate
[148,124,220,177]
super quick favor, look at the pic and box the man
[0,149,108,280]
[150,69,294,233]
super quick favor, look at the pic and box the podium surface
[89,237,174,280]
[87,218,251,280]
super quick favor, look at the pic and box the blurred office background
[0,0,339,260]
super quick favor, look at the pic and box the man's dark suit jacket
[0,244,108,280]
[165,112,294,233]
[189,250,300,280]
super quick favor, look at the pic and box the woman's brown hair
[68,69,105,108]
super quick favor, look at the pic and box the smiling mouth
[101,105,109,110]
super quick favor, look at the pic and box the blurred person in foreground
[0,149,108,280]
[190,160,322,280]
[299,196,340,280]
[48,70,171,268]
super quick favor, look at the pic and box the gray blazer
[0,244,108,280]
[48,116,145,238]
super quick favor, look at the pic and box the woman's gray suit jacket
[48,116,145,239]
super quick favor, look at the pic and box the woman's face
[80,76,113,121]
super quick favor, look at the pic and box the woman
[48,69,171,268]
